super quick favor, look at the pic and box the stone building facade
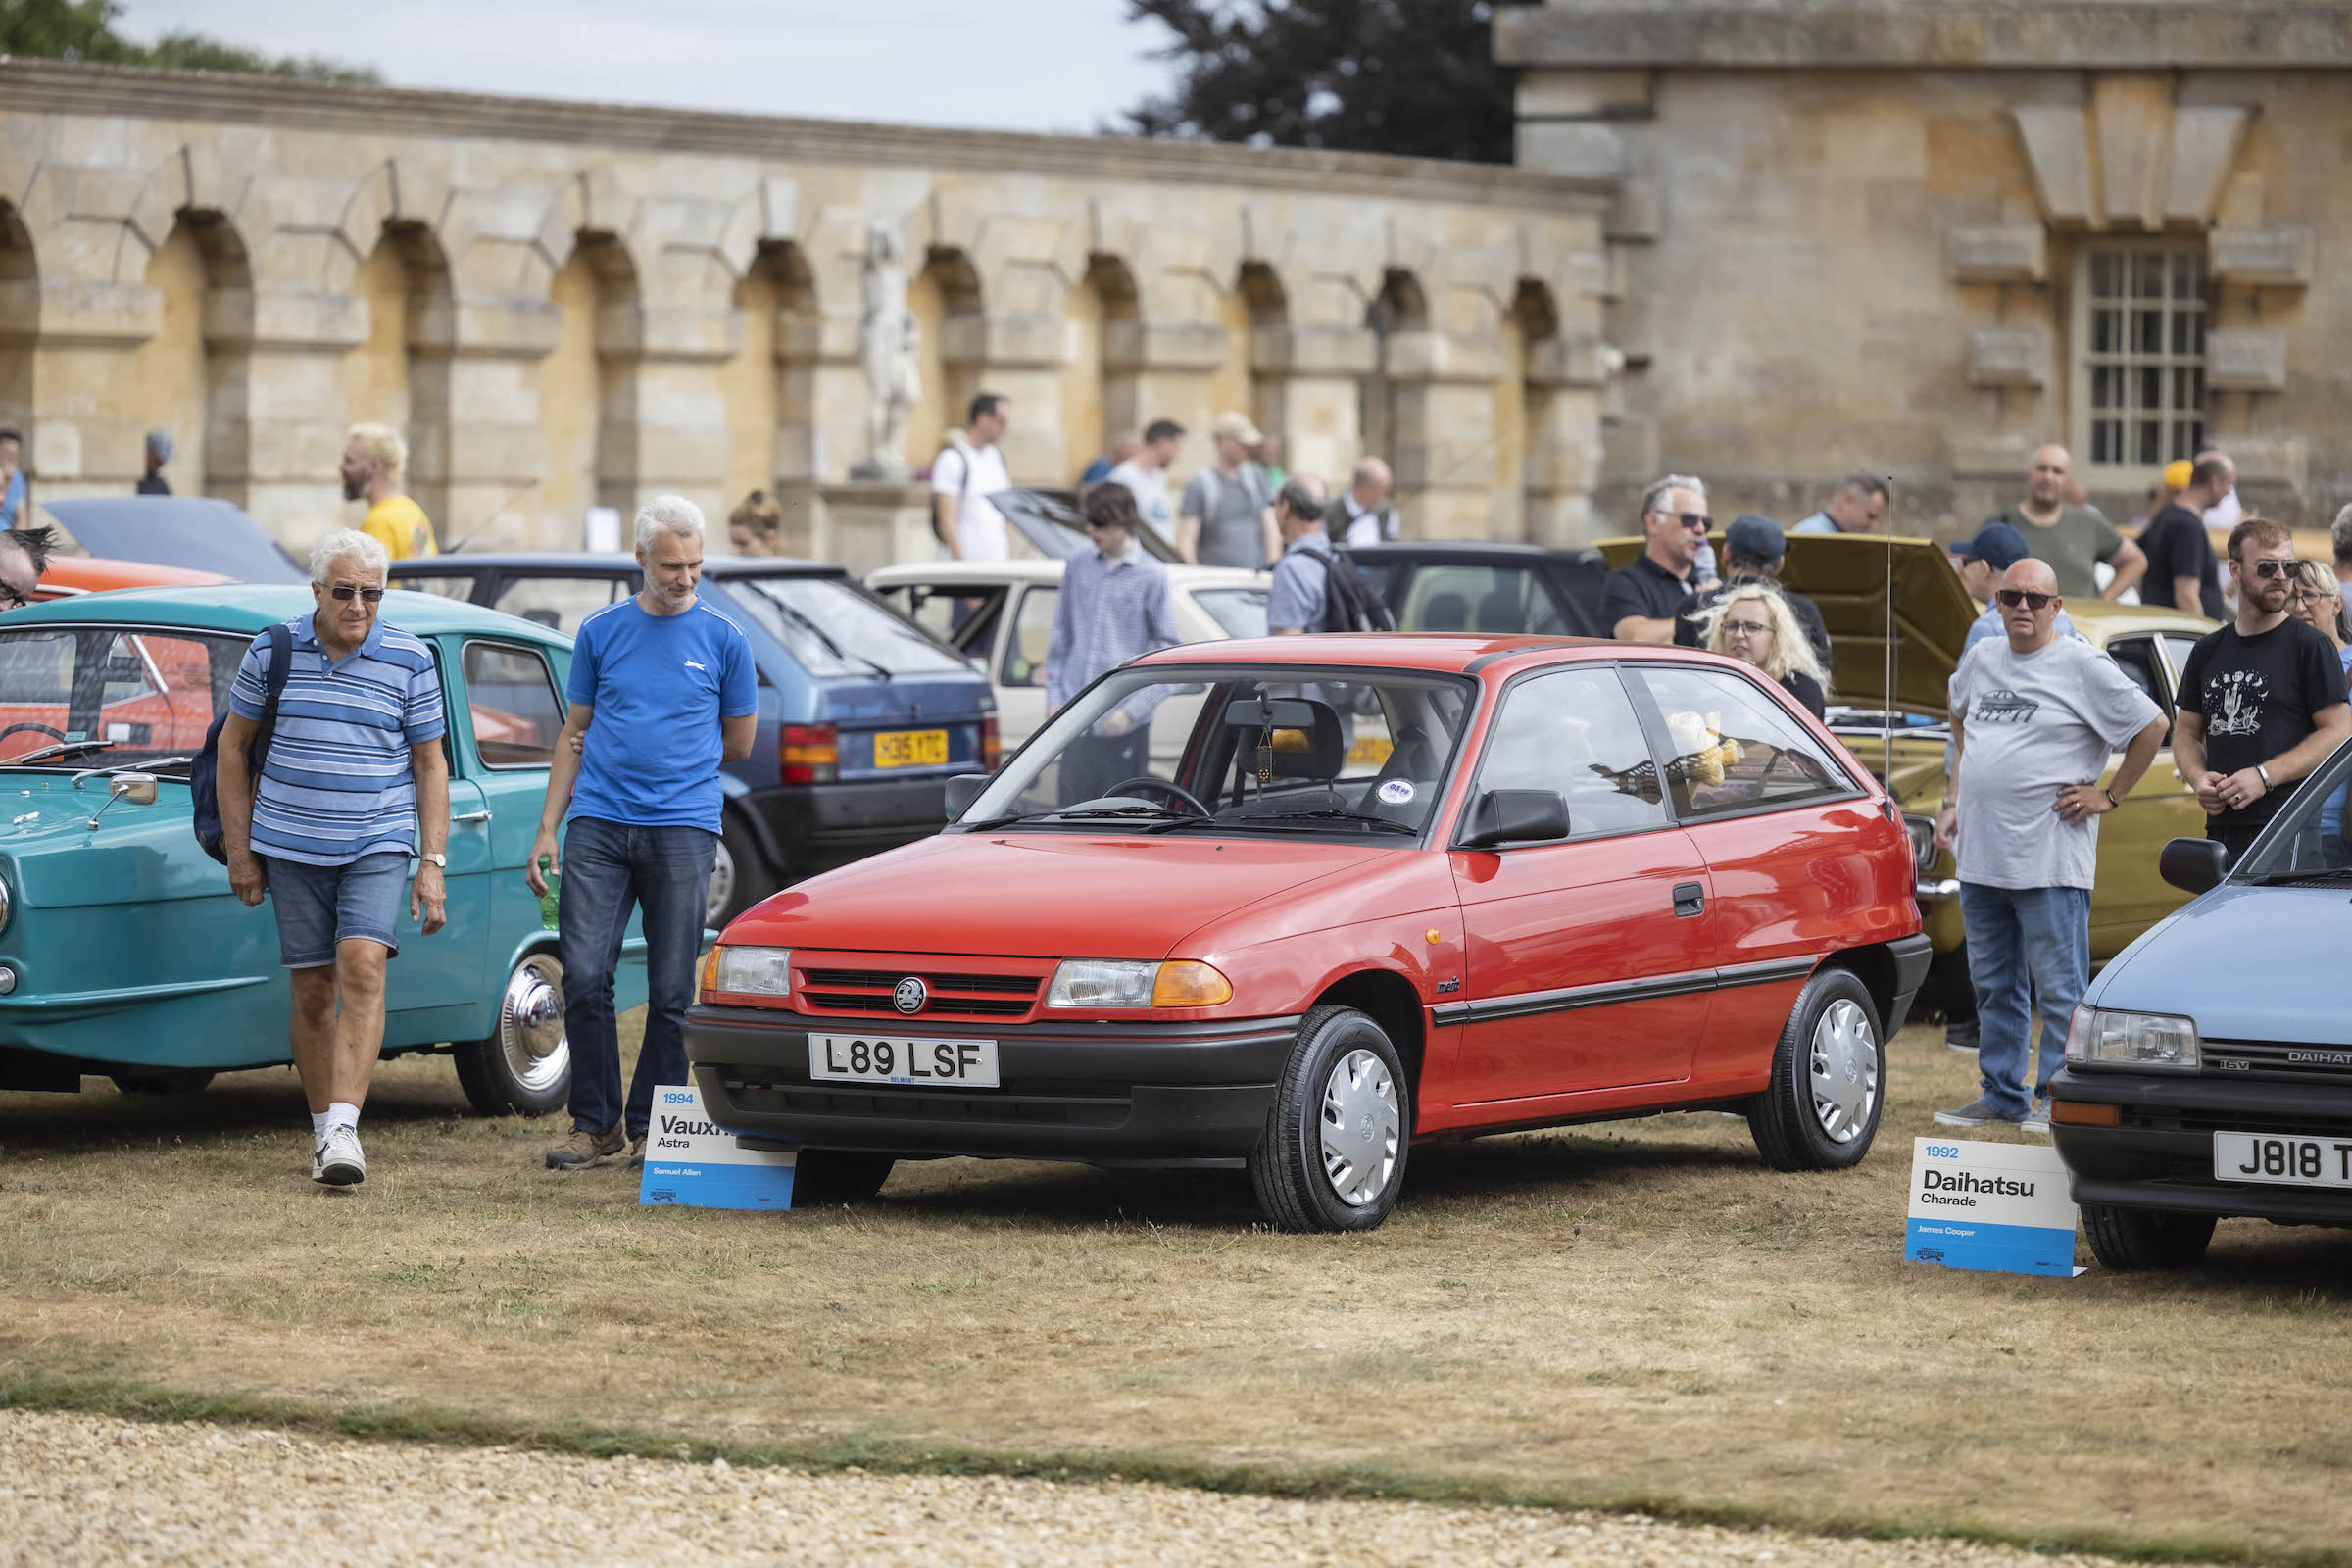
[0,61,1612,569]
[1500,0,2352,531]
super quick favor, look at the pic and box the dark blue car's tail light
[781,723,839,784]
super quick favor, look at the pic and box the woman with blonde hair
[1699,581,1831,718]
[2284,559,2352,859]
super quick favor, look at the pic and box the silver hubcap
[706,837,737,926]
[499,954,570,1093]
[1318,1048,1400,1206]
[1809,998,1879,1144]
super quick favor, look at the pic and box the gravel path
[0,1408,2169,1568]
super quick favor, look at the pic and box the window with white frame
[2075,244,2207,477]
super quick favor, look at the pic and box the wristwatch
[419,852,447,868]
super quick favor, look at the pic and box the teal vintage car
[0,584,646,1112]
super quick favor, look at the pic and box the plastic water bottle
[537,855,561,931]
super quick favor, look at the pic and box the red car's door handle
[1672,881,1705,918]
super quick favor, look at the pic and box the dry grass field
[2,1019,2348,1564]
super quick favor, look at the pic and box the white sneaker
[2021,1097,2053,1135]
[315,1124,367,1186]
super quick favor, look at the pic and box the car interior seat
[1420,592,1469,631]
[1473,587,1525,632]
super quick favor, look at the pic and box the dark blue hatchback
[389,553,997,923]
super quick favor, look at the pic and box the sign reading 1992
[810,1033,1000,1089]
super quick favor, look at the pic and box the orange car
[35,558,231,601]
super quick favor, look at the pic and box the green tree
[0,0,378,83]
[1122,0,1514,165]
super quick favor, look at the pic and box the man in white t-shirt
[931,392,1013,561]
[1106,417,1183,549]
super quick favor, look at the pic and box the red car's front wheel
[1250,1005,1410,1233]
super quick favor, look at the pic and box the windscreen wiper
[1249,808,1419,835]
[760,594,893,681]
[10,740,117,765]
[963,804,1191,829]
[1144,806,1416,836]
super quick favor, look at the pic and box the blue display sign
[638,1082,796,1211]
[1904,1138,2082,1278]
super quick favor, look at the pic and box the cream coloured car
[867,558,1269,758]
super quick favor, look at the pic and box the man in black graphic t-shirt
[2174,517,2351,858]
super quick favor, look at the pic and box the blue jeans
[1958,882,2089,1117]
[558,816,715,1139]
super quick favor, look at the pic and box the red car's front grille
[802,968,1038,996]
[793,955,1052,1023]
[804,992,1032,1017]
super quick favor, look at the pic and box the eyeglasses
[327,584,385,604]
[1650,511,1711,531]
[1720,619,1772,637]
[1994,589,2055,610]
[0,584,27,611]
[2245,559,2292,580]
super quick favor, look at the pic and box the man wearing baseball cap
[1953,520,2078,650]
[1674,514,1831,665]
[1177,412,1278,569]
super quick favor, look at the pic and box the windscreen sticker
[1378,779,1415,805]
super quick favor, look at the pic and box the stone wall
[0,61,1614,562]
[1499,1,2352,533]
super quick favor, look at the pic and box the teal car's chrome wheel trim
[706,835,736,927]
[500,953,569,1090]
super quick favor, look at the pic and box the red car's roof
[1134,632,1648,674]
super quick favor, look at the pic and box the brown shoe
[545,1123,624,1170]
[625,1134,647,1170]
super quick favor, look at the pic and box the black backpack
[1315,551,1397,634]
[191,622,292,864]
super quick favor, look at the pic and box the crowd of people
[17,388,2352,1164]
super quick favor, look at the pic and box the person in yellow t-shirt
[340,422,438,561]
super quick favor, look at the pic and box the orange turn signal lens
[2049,1100,2120,1127]
[1152,960,1233,1009]
[699,945,725,999]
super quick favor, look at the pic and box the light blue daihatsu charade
[2050,742,2352,1269]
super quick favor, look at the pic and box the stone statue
[851,221,920,480]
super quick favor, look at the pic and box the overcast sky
[119,1,1180,135]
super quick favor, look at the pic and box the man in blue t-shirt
[528,496,758,1170]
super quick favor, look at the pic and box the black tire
[455,951,571,1117]
[1746,966,1885,1172]
[1249,1004,1411,1233]
[109,1068,215,1096]
[708,810,779,929]
[2082,1202,2216,1270]
[791,1150,896,1205]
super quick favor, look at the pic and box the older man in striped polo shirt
[1045,483,1184,802]
[219,528,450,1187]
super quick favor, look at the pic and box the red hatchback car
[687,635,1929,1231]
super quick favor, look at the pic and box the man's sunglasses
[1653,511,1711,531]
[0,585,28,611]
[2243,558,2293,580]
[1994,589,2056,610]
[327,584,386,604]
